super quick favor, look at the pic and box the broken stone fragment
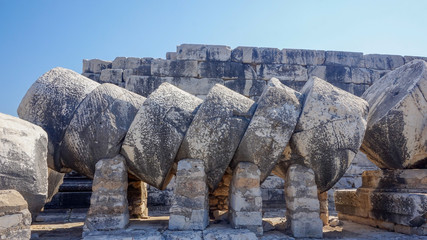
[61,83,145,178]
[275,76,369,192]
[232,78,302,182]
[17,67,100,172]
[361,59,427,169]
[176,84,257,190]
[0,113,48,219]
[121,83,202,189]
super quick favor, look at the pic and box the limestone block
[121,83,202,189]
[229,162,263,236]
[232,78,302,182]
[275,77,369,192]
[61,83,144,178]
[0,190,31,240]
[362,60,427,169]
[325,51,364,67]
[166,52,177,60]
[404,55,427,64]
[84,155,129,232]
[176,84,256,190]
[351,68,372,84]
[18,67,100,171]
[169,159,209,230]
[284,164,323,238]
[176,44,231,61]
[125,76,224,97]
[0,113,48,218]
[281,48,325,65]
[83,59,112,73]
[361,169,427,191]
[256,64,307,81]
[151,59,198,77]
[113,57,153,70]
[308,65,352,84]
[364,54,405,70]
[369,69,390,84]
[231,47,281,64]
[224,79,266,97]
[46,168,65,203]
[82,72,101,82]
[127,180,148,219]
[198,61,257,80]
[112,57,127,69]
[99,69,124,86]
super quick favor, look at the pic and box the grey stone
[231,78,302,182]
[229,162,263,236]
[256,64,307,81]
[151,59,198,78]
[224,79,266,97]
[198,62,256,80]
[308,65,352,84]
[121,83,202,189]
[163,230,203,240]
[202,225,258,240]
[82,72,101,82]
[176,84,256,190]
[325,51,364,67]
[404,55,427,64]
[0,113,48,218]
[127,180,148,219]
[284,164,323,238]
[83,155,129,233]
[281,48,325,65]
[231,47,280,64]
[113,57,153,70]
[166,52,177,60]
[83,59,112,73]
[364,54,405,70]
[275,76,369,192]
[169,159,209,230]
[46,168,64,203]
[176,44,231,61]
[361,60,427,169]
[0,190,31,240]
[18,67,100,171]
[351,68,372,84]
[100,69,124,86]
[369,69,390,84]
[125,76,224,97]
[61,83,145,178]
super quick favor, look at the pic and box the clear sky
[1,0,426,116]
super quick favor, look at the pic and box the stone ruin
[0,44,426,239]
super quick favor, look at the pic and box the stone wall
[81,44,426,213]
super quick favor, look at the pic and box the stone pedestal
[284,164,323,238]
[0,190,31,240]
[127,180,148,219]
[169,159,209,230]
[318,191,329,226]
[83,155,129,234]
[335,169,427,235]
[229,162,263,236]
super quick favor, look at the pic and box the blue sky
[1,0,427,116]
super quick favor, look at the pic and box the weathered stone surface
[364,54,405,70]
[203,225,258,240]
[404,55,427,64]
[176,84,256,190]
[198,62,257,80]
[99,69,124,86]
[0,190,31,240]
[112,57,153,70]
[284,164,323,238]
[229,162,263,236]
[166,52,177,60]
[224,79,266,97]
[83,59,112,73]
[177,44,231,61]
[82,72,101,82]
[46,168,65,203]
[231,47,280,64]
[18,67,100,171]
[122,83,202,189]
[361,60,427,169]
[232,78,302,182]
[274,76,369,192]
[169,159,209,230]
[0,113,48,218]
[361,169,427,191]
[256,64,307,81]
[84,155,129,233]
[163,230,203,240]
[325,51,364,67]
[127,180,148,219]
[125,76,224,97]
[151,59,198,78]
[281,49,325,66]
[62,83,144,178]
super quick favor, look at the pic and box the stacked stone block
[169,159,209,230]
[0,190,31,240]
[127,180,148,219]
[229,162,263,236]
